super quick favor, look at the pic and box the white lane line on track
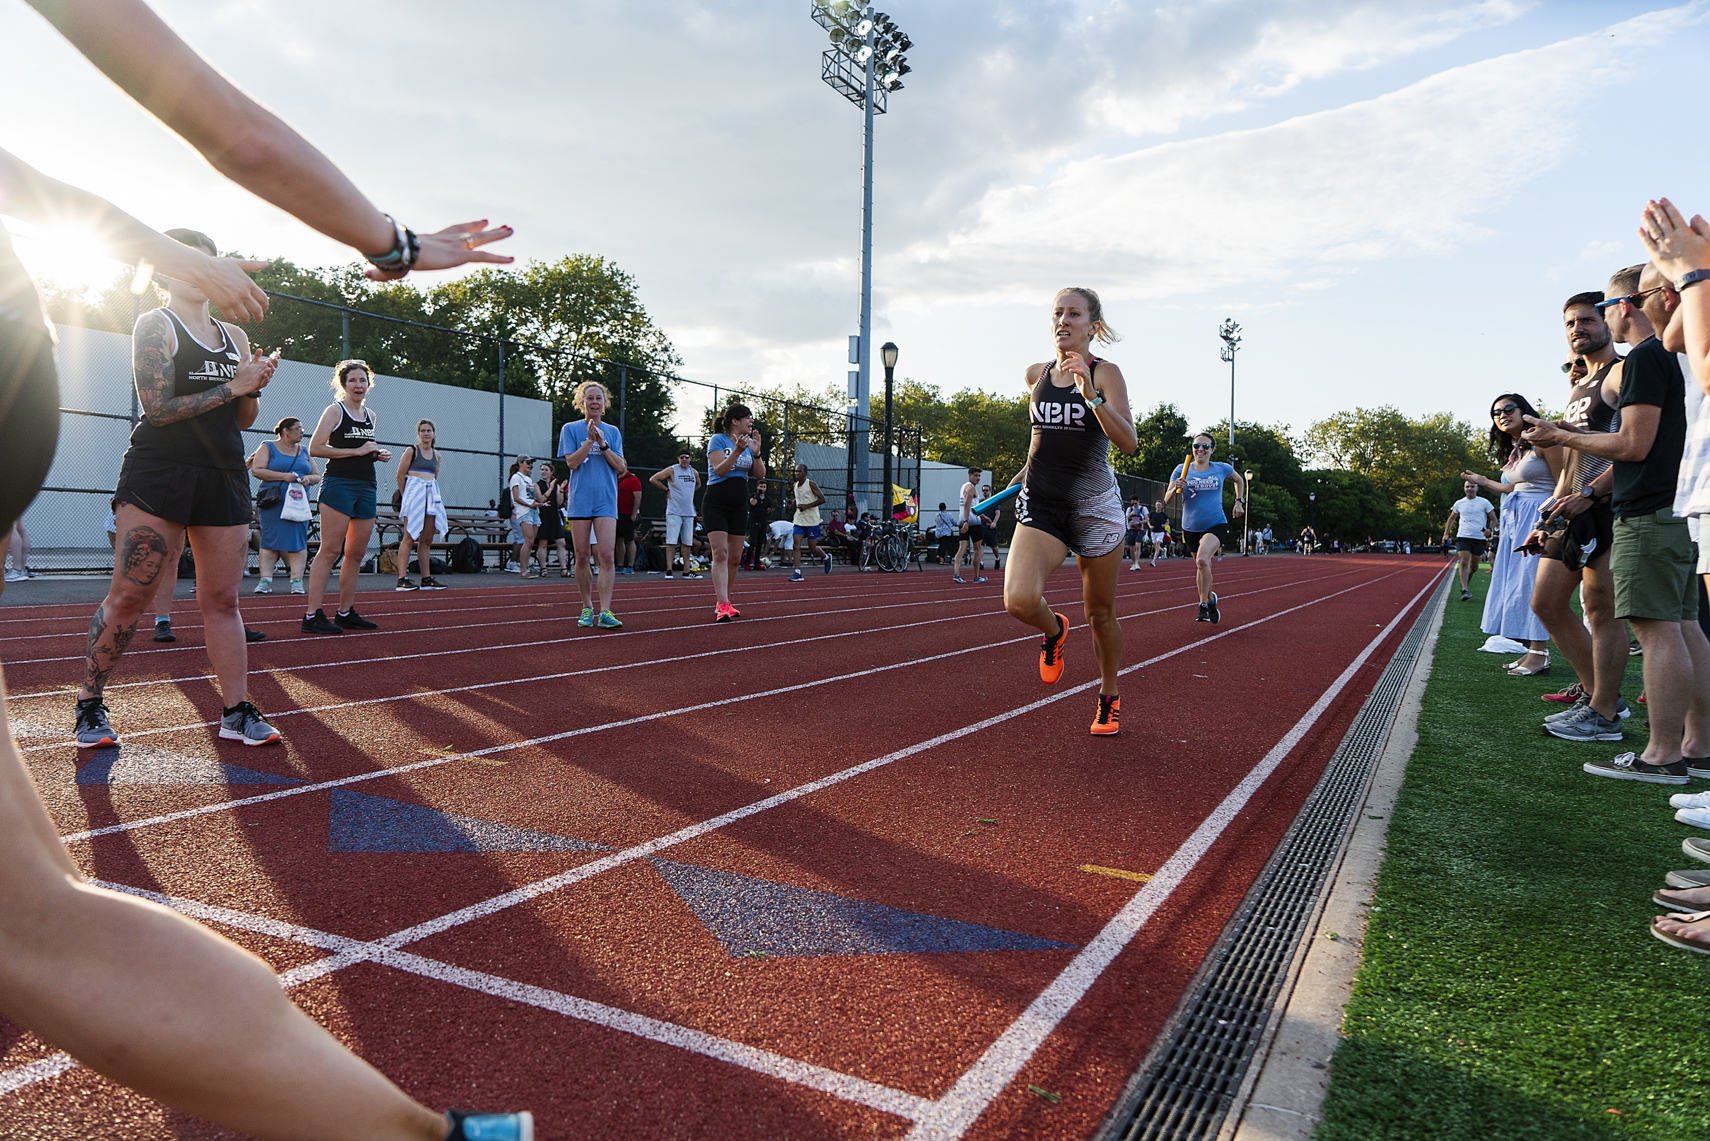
[33,566,1366,785]
[9,563,1340,710]
[902,571,1442,1141]
[5,567,1427,1112]
[0,883,931,1122]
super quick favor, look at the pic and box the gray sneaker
[1544,695,1631,726]
[218,700,281,746]
[74,698,117,750]
[1665,868,1710,889]
[1583,752,1687,784]
[1544,704,1623,741]
[1682,837,1710,865]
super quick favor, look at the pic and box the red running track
[2,555,1445,1139]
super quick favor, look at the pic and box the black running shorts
[115,453,251,527]
[1454,536,1488,556]
[702,478,749,535]
[615,515,636,542]
[1185,523,1229,554]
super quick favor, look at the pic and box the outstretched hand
[367,220,515,281]
[1639,198,1710,282]
[1520,414,1570,448]
[189,256,271,324]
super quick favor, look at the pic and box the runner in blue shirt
[702,401,766,622]
[1164,432,1247,623]
[557,380,628,629]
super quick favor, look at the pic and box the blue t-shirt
[1175,460,1235,531]
[557,419,624,517]
[707,432,755,485]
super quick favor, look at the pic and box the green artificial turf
[1312,568,1710,1141]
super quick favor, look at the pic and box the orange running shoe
[1039,611,1069,684]
[1091,693,1120,735]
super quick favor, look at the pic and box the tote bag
[281,483,313,523]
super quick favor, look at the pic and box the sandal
[1507,650,1550,677]
[1653,887,1710,911]
[1651,909,1710,954]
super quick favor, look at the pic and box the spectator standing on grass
[507,455,541,579]
[248,415,317,595]
[393,419,447,591]
[702,402,764,620]
[1522,315,1627,728]
[615,467,642,575]
[1441,479,1494,602]
[533,458,569,577]
[559,380,628,629]
[76,227,280,752]
[952,465,985,583]
[1525,263,1706,779]
[302,360,388,635]
[1463,394,1561,675]
[788,463,831,581]
[651,449,701,579]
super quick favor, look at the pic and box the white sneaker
[1677,807,1710,830]
[1672,791,1710,810]
[253,580,271,594]
[505,561,521,573]
[3,568,23,582]
[289,579,305,594]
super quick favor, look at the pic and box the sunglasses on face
[1492,404,1520,417]
[1560,358,1585,374]
[1594,288,1662,312]
[1191,443,1212,450]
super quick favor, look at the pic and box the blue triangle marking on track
[75,744,304,786]
[328,789,612,853]
[649,859,1077,958]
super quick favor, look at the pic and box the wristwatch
[1677,268,1710,291]
[1087,392,1105,409]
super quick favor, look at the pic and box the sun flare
[2,218,129,298]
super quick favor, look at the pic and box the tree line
[40,257,1490,542]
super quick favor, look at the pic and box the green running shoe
[577,607,595,628]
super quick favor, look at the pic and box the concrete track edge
[1221,569,1451,1141]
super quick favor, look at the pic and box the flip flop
[1652,889,1709,911]
[1651,909,1710,954]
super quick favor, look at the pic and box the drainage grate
[1100,572,1450,1141]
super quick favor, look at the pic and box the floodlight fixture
[1218,318,1242,448]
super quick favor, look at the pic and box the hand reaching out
[367,220,515,282]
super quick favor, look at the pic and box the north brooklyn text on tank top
[128,308,245,469]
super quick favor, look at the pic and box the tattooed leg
[79,514,180,701]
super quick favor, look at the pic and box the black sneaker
[301,609,344,635]
[1461,590,1472,601]
[74,697,118,749]
[419,577,446,590]
[335,607,378,630]
[1687,758,1710,780]
[245,626,266,643]
[1196,601,1209,622]
[153,618,176,643]
[1207,592,1220,624]
[396,577,419,591]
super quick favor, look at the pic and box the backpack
[450,535,484,574]
[498,485,513,520]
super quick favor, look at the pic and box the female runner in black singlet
[1003,287,1138,735]
[302,360,391,633]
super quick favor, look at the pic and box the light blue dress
[1480,448,1553,643]
[256,440,312,552]
[557,419,624,518]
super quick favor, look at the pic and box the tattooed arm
[132,310,276,428]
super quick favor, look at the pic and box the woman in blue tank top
[247,416,319,594]
[1003,288,1138,736]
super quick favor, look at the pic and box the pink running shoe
[1542,683,1585,706]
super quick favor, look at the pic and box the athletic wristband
[1676,268,1710,291]
[366,215,420,273]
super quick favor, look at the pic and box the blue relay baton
[972,484,1020,515]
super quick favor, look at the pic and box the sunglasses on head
[1594,288,1662,312]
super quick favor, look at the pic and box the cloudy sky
[4,0,1709,450]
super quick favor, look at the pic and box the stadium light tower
[1219,318,1242,449]
[810,0,910,510]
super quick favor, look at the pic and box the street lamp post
[809,1,911,512]
[1218,318,1241,450]
[880,341,898,509]
[1309,492,1316,534]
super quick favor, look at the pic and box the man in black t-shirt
[1526,263,1701,782]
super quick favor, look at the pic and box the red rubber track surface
[2,556,1443,1140]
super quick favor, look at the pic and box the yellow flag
[892,485,917,522]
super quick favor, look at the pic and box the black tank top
[1563,360,1622,494]
[1023,359,1118,503]
[127,308,244,470]
[324,402,379,482]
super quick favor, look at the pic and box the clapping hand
[1640,198,1710,282]
[230,349,279,397]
